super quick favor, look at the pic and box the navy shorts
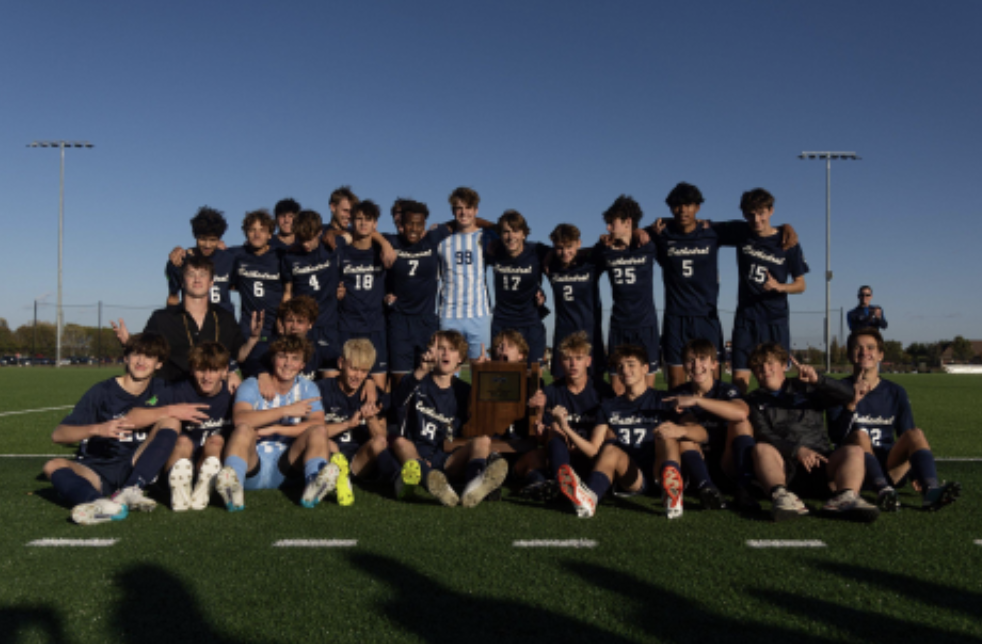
[76,456,134,496]
[338,328,388,374]
[661,315,723,367]
[551,323,606,382]
[607,325,660,373]
[417,444,452,472]
[336,439,365,464]
[785,454,833,500]
[491,319,547,365]
[388,312,439,374]
[874,446,911,488]
[731,316,790,371]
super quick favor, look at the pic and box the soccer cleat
[483,452,505,502]
[332,453,354,507]
[425,470,460,507]
[190,456,222,511]
[877,486,900,512]
[461,456,509,508]
[733,486,762,513]
[698,485,727,511]
[922,481,961,511]
[771,488,809,522]
[301,461,341,509]
[214,467,245,512]
[112,485,157,513]
[518,479,560,503]
[72,498,129,525]
[395,459,421,501]
[661,465,683,519]
[822,489,880,523]
[556,464,597,518]
[169,459,193,512]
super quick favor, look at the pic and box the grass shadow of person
[0,605,68,644]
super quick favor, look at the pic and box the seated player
[315,338,390,503]
[664,338,754,511]
[519,331,613,501]
[746,342,879,522]
[557,345,689,519]
[123,341,235,511]
[213,334,339,511]
[281,210,343,353]
[828,328,960,511]
[388,330,508,507]
[43,334,174,525]
[166,206,237,315]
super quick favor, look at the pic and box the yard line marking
[513,539,598,548]
[27,538,118,547]
[937,458,982,462]
[746,540,826,548]
[0,454,65,458]
[0,406,74,418]
[273,539,357,548]
[974,540,982,546]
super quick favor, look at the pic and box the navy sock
[125,428,178,489]
[585,471,612,499]
[464,458,486,484]
[417,458,432,482]
[50,469,101,506]
[864,453,889,491]
[548,436,571,480]
[375,449,401,483]
[681,451,712,490]
[909,449,939,490]
[524,469,547,486]
[731,435,756,487]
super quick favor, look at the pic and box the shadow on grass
[0,606,67,644]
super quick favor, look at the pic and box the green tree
[883,340,905,364]
[950,336,976,362]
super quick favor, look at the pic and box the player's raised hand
[779,223,799,250]
[472,343,488,364]
[285,397,320,418]
[635,228,651,246]
[762,269,781,292]
[110,319,130,345]
[217,240,227,251]
[249,311,264,339]
[359,400,381,419]
[528,389,546,409]
[384,293,397,306]
[535,290,546,307]
[171,404,211,424]
[95,418,134,440]
[552,405,569,425]
[790,356,819,384]
[227,372,242,395]
[796,446,827,472]
[872,307,882,319]
[850,373,872,408]
[653,218,667,235]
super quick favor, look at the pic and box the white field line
[0,454,65,458]
[747,540,826,548]
[28,538,118,547]
[513,539,598,548]
[273,539,357,548]
[0,406,74,418]
[974,540,982,546]
[936,458,982,462]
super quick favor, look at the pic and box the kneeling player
[664,338,755,510]
[829,328,961,511]
[558,345,694,519]
[746,343,878,522]
[213,335,336,511]
[43,334,173,525]
[389,330,507,507]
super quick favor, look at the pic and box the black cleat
[922,481,961,511]
[698,485,727,510]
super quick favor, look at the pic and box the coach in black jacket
[745,342,879,522]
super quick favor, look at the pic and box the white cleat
[169,459,193,512]
[214,467,244,512]
[426,470,460,507]
[461,457,509,508]
[190,456,222,511]
[301,462,341,509]
[557,464,597,518]
[112,485,157,513]
[72,498,128,525]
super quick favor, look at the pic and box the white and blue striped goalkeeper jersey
[437,229,491,319]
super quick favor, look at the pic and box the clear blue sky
[2,1,980,349]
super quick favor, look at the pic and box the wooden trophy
[461,360,543,454]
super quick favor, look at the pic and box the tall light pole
[799,151,860,373]
[27,140,94,367]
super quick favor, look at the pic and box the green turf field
[1,368,980,644]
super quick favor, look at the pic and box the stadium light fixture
[27,140,95,367]
[799,151,861,373]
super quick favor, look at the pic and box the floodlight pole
[27,140,94,367]
[799,151,860,373]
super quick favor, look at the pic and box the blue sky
[2,1,980,349]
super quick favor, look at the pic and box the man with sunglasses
[847,286,888,332]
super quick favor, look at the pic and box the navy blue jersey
[827,377,915,451]
[384,227,452,317]
[269,236,289,251]
[652,225,722,317]
[598,388,674,451]
[668,380,742,448]
[317,378,389,449]
[337,239,386,333]
[547,250,604,341]
[232,245,286,338]
[62,377,165,461]
[281,243,341,335]
[394,373,470,450]
[489,241,551,327]
[165,247,237,315]
[715,222,809,323]
[157,379,234,448]
[542,379,613,440]
[594,240,659,330]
